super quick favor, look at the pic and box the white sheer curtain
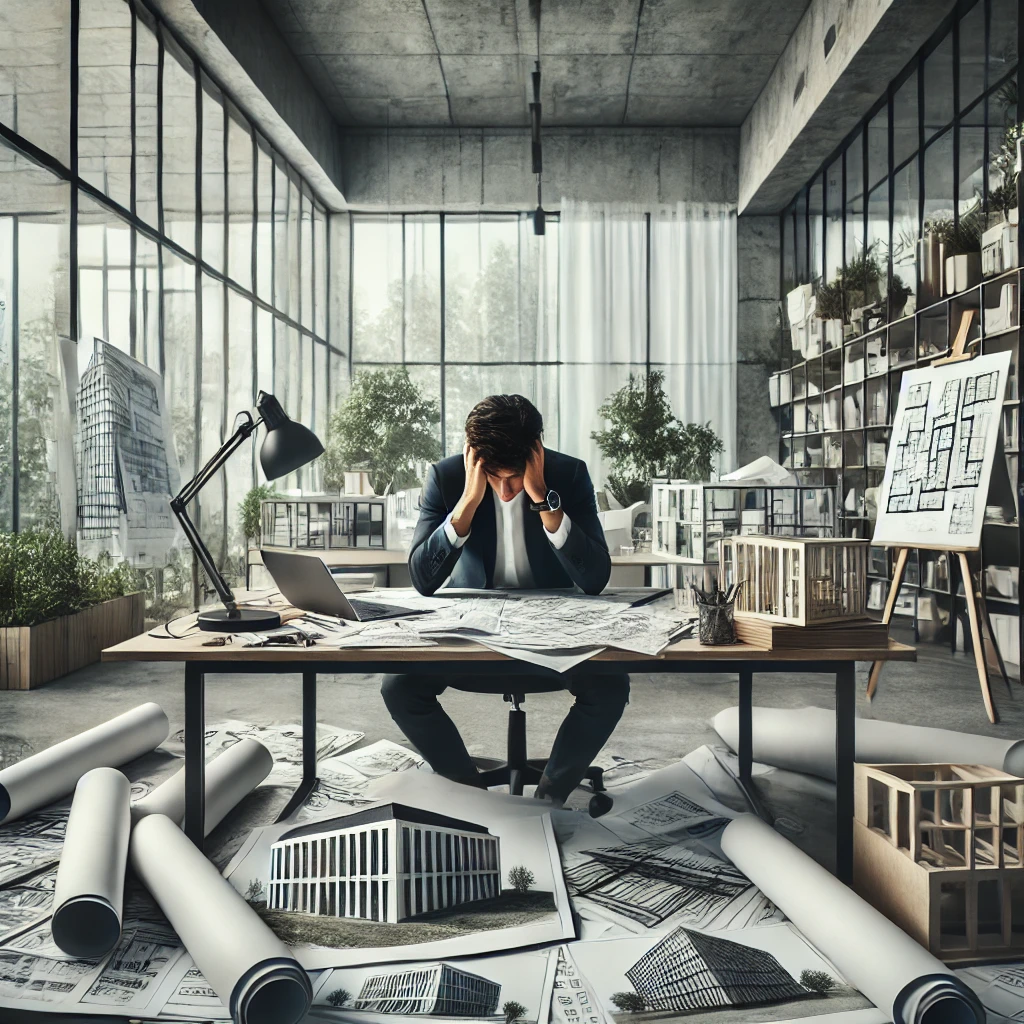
[557,199,737,491]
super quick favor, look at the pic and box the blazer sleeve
[408,464,464,596]
[550,461,611,596]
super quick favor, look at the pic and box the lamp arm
[170,410,261,613]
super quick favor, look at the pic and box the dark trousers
[381,672,630,802]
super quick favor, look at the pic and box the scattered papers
[721,455,799,485]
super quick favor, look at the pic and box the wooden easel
[866,311,1012,725]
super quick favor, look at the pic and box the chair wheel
[589,792,613,818]
[509,768,524,796]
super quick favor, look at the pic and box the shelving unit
[771,269,1022,673]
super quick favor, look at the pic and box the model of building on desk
[720,536,869,626]
[853,763,1024,963]
[268,803,501,923]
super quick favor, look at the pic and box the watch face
[546,489,561,511]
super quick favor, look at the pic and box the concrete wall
[740,0,958,213]
[340,127,739,208]
[149,0,346,208]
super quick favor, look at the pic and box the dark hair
[465,395,543,472]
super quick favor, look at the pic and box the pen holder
[692,582,743,646]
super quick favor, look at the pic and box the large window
[0,0,341,615]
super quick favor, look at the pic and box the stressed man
[381,394,629,805]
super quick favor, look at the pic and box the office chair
[472,692,614,817]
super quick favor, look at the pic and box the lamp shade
[256,392,325,480]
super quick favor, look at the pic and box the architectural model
[873,351,1011,549]
[853,762,1024,963]
[350,962,500,1016]
[624,926,809,1013]
[267,803,501,923]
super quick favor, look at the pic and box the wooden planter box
[0,592,145,690]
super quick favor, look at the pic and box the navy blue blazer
[408,448,611,597]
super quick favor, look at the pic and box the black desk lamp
[170,390,325,632]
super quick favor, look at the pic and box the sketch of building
[563,839,750,928]
[268,803,501,923]
[75,340,180,569]
[619,792,712,832]
[624,927,809,1013]
[351,962,501,1016]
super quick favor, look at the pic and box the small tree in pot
[321,368,441,494]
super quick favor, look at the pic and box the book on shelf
[733,614,890,650]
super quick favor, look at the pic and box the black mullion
[439,212,446,455]
[192,56,203,609]
[250,127,258,485]
[887,85,895,308]
[129,4,138,357]
[916,56,925,248]
[348,213,354,380]
[156,22,164,236]
[69,0,80,404]
[220,99,229,551]
[861,124,869,262]
[952,11,960,231]
[325,212,332,407]
[645,211,651,372]
[270,150,276,395]
[11,217,19,531]
[401,215,407,364]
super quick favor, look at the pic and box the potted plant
[0,529,144,689]
[321,368,441,495]
[239,484,278,550]
[982,118,1022,276]
[814,278,846,348]
[927,212,983,296]
[591,371,725,506]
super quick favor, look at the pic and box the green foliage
[238,484,278,544]
[591,371,725,504]
[508,865,535,894]
[0,528,140,628]
[925,211,983,255]
[503,999,528,1024]
[814,279,846,321]
[326,988,351,1008]
[611,992,647,1012]
[244,879,265,903]
[321,368,441,494]
[815,247,883,321]
[800,969,836,994]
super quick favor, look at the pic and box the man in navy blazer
[382,394,629,805]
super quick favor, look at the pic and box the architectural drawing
[0,809,67,888]
[618,792,713,832]
[874,351,1011,549]
[268,803,501,922]
[340,741,424,778]
[624,926,809,1013]
[75,340,181,569]
[552,946,605,1024]
[351,962,501,1015]
[564,838,751,928]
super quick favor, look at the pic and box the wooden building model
[719,535,868,626]
[853,762,1024,964]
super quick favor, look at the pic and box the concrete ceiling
[262,0,813,128]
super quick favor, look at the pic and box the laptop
[260,549,428,622]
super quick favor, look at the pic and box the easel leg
[867,547,909,701]
[978,585,1012,697]
[959,551,999,724]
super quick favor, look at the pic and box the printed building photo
[350,962,501,1016]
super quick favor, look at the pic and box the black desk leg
[738,669,753,784]
[276,669,320,823]
[835,662,857,885]
[184,662,206,850]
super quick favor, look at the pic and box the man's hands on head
[523,440,547,504]
[450,442,487,537]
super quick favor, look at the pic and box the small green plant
[244,879,265,903]
[816,247,884,321]
[925,213,982,255]
[814,279,845,321]
[0,528,140,628]
[321,367,441,494]
[508,865,535,894]
[503,999,528,1024]
[800,969,836,994]
[238,484,278,545]
[676,422,726,483]
[611,991,647,1012]
[326,988,351,1007]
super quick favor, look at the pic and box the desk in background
[103,625,915,884]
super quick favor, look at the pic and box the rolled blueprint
[0,702,169,824]
[130,814,311,1024]
[131,738,273,836]
[713,705,1024,782]
[722,814,984,1024]
[51,768,131,958]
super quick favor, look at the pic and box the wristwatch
[530,489,561,513]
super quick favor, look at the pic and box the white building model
[268,802,501,924]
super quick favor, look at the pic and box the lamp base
[198,607,282,632]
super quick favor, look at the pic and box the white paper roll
[0,703,169,824]
[721,814,984,1024]
[130,814,311,1024]
[131,738,273,836]
[712,705,1024,782]
[51,767,130,958]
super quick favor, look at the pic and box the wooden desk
[104,623,914,883]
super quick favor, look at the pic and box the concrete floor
[3,628,1021,774]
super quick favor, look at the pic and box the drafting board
[872,350,1012,551]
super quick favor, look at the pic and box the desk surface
[103,630,915,665]
[249,546,688,568]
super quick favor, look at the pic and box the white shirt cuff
[545,512,572,549]
[443,512,469,548]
